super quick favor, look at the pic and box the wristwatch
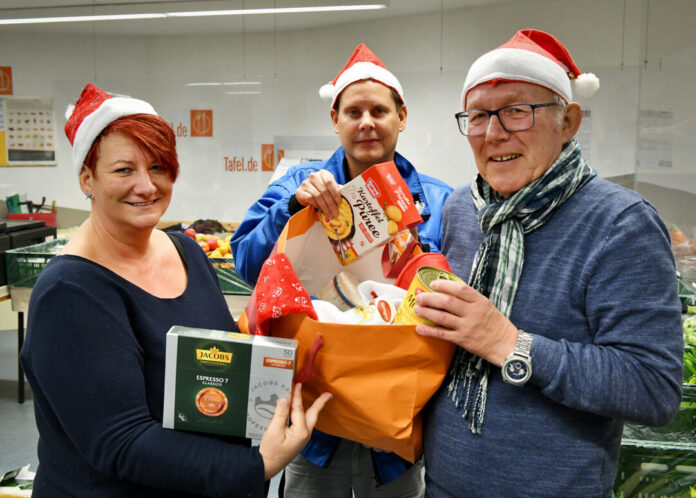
[501,330,533,386]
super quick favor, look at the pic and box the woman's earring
[86,192,93,200]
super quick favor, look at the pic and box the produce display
[182,228,233,259]
[178,226,252,295]
[684,314,696,385]
[670,223,696,284]
[613,310,696,497]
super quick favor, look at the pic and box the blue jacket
[231,146,453,286]
[231,147,452,484]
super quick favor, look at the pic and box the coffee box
[162,326,297,439]
[317,161,423,265]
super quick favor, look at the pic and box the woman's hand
[413,279,519,366]
[295,170,342,219]
[258,383,332,480]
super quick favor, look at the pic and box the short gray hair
[553,93,567,125]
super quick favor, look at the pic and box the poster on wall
[0,66,12,95]
[0,96,57,167]
[637,110,673,170]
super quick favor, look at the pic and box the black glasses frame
[455,102,558,136]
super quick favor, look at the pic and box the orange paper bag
[239,207,455,462]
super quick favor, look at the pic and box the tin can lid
[395,252,452,290]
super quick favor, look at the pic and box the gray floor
[0,328,282,496]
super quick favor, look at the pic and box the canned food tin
[393,266,463,325]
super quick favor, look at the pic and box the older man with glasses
[414,29,683,496]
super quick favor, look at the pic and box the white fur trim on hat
[70,97,157,177]
[573,72,600,97]
[461,47,573,109]
[319,83,335,101]
[329,61,404,108]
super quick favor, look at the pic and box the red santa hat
[64,83,158,177]
[319,43,404,108]
[461,29,599,108]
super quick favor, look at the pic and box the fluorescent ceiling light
[170,5,387,18]
[0,4,386,26]
[0,13,165,25]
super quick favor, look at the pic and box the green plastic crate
[4,238,253,295]
[209,258,253,295]
[5,238,68,287]
[615,385,696,497]
[679,277,696,307]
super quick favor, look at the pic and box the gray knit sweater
[423,176,683,497]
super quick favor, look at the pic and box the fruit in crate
[183,229,234,261]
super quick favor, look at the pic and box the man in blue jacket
[231,43,452,497]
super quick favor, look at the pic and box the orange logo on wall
[0,67,12,95]
[190,110,213,137]
[261,144,274,171]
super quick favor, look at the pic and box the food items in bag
[318,161,423,265]
[313,296,399,325]
[319,197,355,241]
[394,266,464,325]
[315,271,363,311]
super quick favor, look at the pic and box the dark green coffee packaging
[163,326,297,439]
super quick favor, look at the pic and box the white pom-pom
[573,72,600,98]
[319,83,335,101]
[65,103,75,120]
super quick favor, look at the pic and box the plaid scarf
[447,140,595,434]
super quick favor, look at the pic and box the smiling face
[465,81,581,198]
[80,131,173,233]
[331,79,407,179]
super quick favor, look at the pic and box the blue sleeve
[417,179,453,253]
[531,202,683,426]
[24,282,266,496]
[231,180,298,285]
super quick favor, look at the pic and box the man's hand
[295,170,343,219]
[413,279,519,366]
[258,383,332,480]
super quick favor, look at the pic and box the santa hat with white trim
[319,43,404,108]
[64,83,158,177]
[461,29,599,108]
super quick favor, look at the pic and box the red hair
[82,114,179,181]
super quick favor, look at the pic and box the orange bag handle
[294,333,324,384]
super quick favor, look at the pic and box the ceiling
[0,0,506,36]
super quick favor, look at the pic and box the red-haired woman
[20,83,331,498]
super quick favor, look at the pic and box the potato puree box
[163,326,297,439]
[317,161,423,265]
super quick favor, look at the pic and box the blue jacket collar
[326,147,430,218]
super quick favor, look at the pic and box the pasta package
[318,161,423,265]
[162,326,297,439]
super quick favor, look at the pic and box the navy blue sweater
[424,177,683,497]
[21,232,266,497]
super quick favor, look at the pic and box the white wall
[0,0,694,223]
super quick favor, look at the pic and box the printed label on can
[393,267,463,325]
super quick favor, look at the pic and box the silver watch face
[503,357,531,384]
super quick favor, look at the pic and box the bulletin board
[0,96,57,167]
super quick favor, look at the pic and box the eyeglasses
[455,102,558,136]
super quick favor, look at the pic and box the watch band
[514,330,533,358]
